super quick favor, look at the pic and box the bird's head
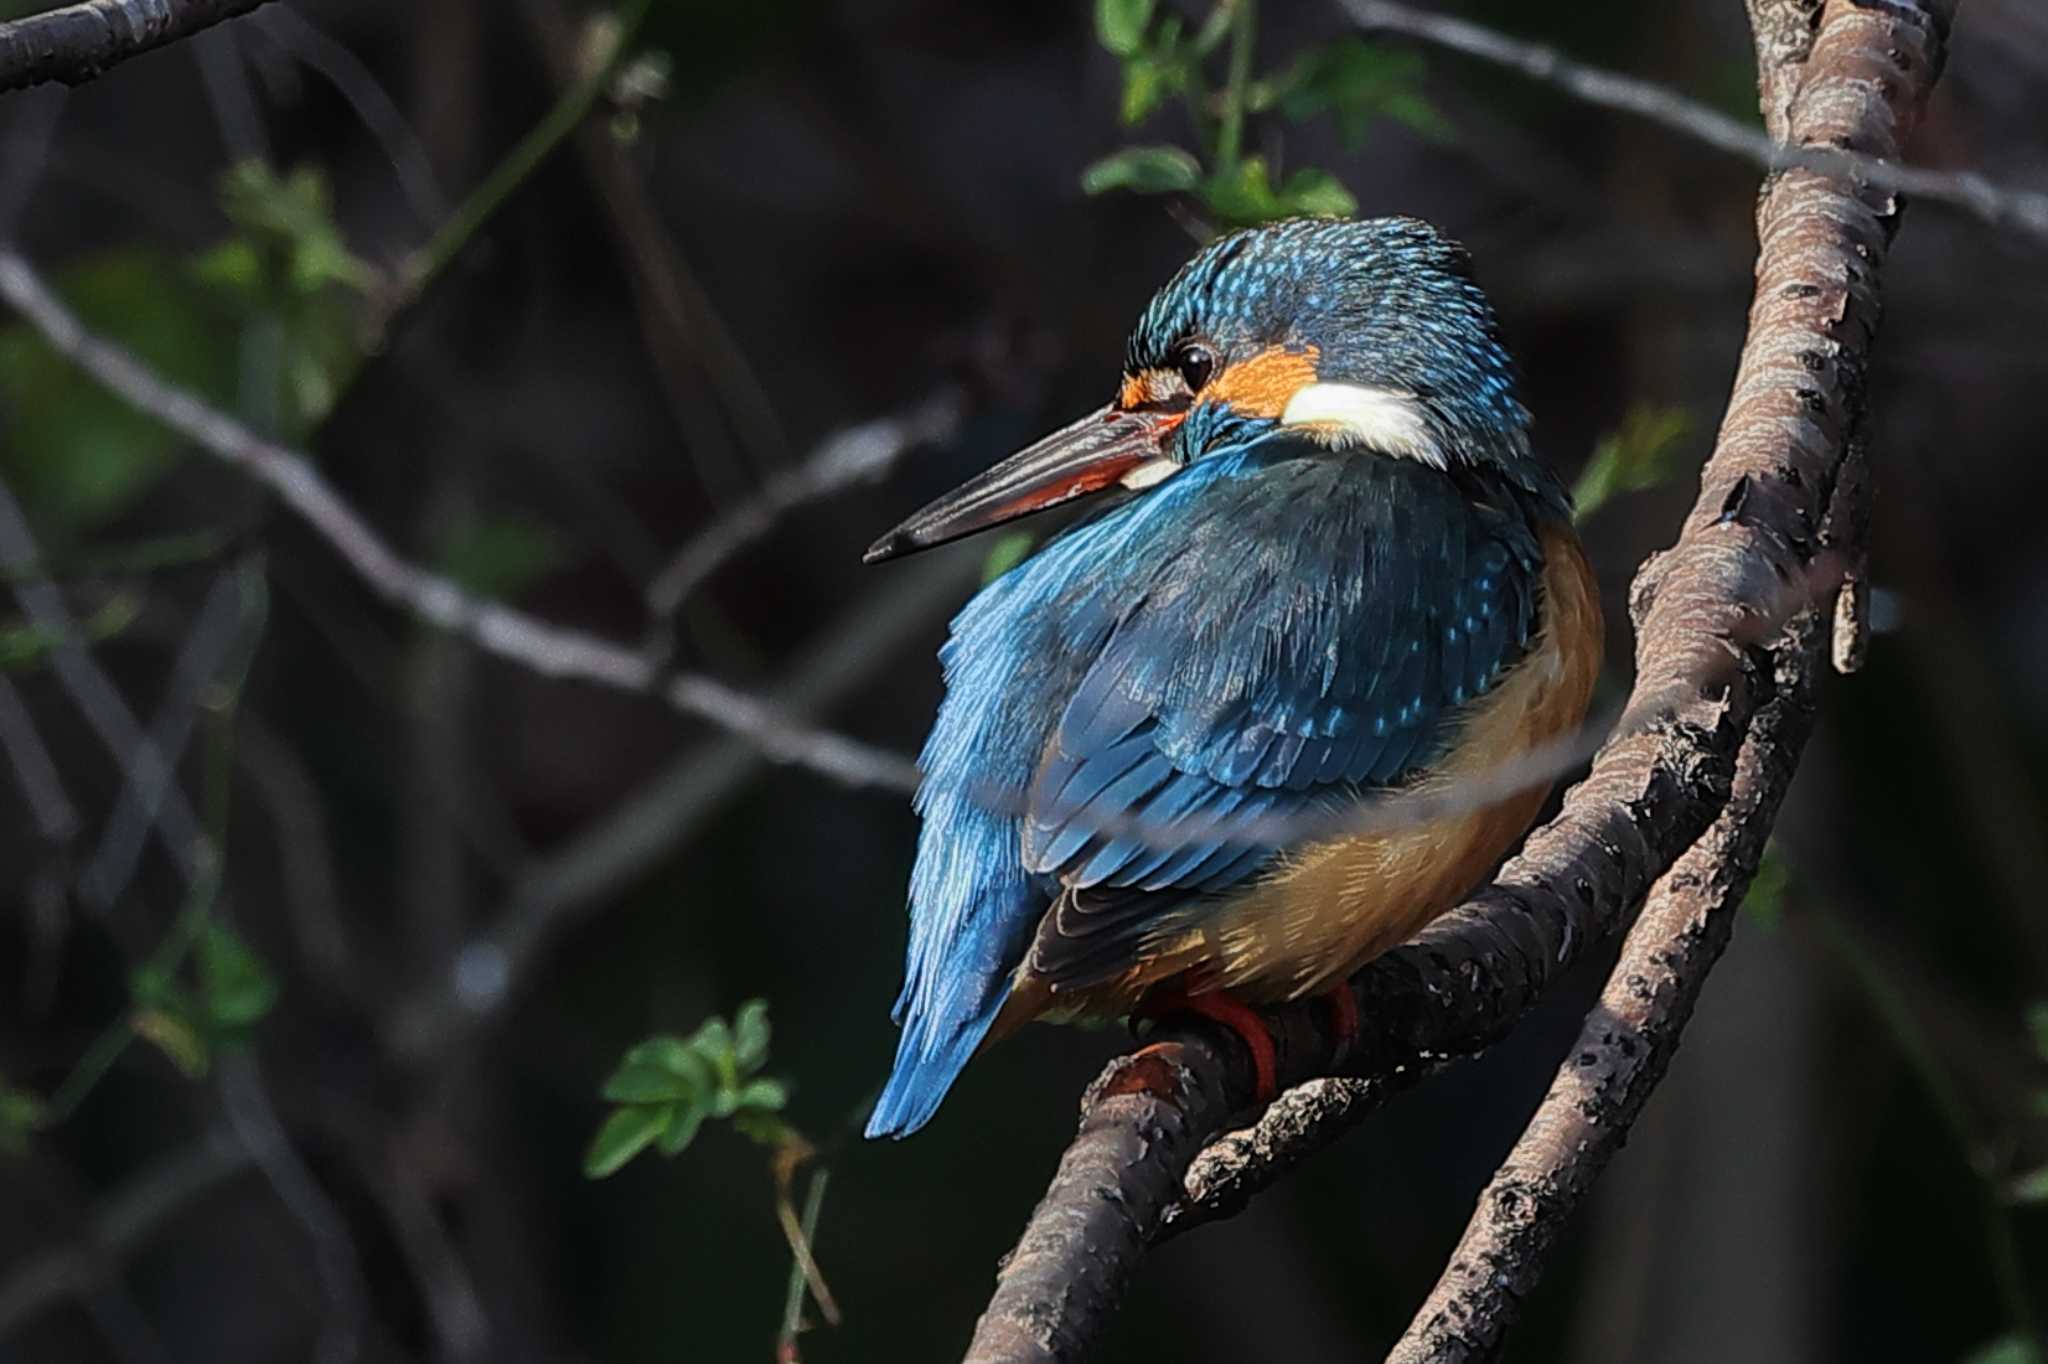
[866,216,1558,563]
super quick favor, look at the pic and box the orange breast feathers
[1203,524,1604,999]
[1004,524,1605,1029]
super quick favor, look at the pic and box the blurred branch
[0,0,275,96]
[0,248,923,794]
[217,1051,368,1364]
[1339,0,2048,246]
[393,552,978,1056]
[961,1,1946,1358]
[0,673,80,843]
[522,0,789,506]
[235,712,360,997]
[643,389,967,626]
[0,477,209,889]
[79,569,256,909]
[0,1129,249,1336]
[249,5,448,225]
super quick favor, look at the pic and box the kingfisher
[862,216,1603,1138]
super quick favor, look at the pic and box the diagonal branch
[0,0,276,96]
[0,247,923,797]
[1339,0,2041,245]
[959,0,1950,1359]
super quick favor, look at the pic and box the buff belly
[1003,525,1603,1028]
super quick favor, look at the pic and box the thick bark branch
[961,1,1951,1359]
[0,0,275,96]
[1384,608,1828,1363]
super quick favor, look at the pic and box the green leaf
[1276,167,1358,218]
[981,531,1036,584]
[1201,156,1287,227]
[602,1062,701,1105]
[1082,145,1203,196]
[1573,404,1694,524]
[1963,1334,2045,1364]
[199,923,279,1034]
[2026,1001,2048,1061]
[437,515,565,599]
[732,1109,795,1148]
[1094,0,1155,58]
[655,1101,707,1157]
[732,998,772,1074]
[584,1104,669,1178]
[735,1077,789,1113]
[1119,54,1175,126]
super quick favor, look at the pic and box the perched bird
[862,217,1602,1138]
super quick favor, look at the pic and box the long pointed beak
[864,405,1181,563]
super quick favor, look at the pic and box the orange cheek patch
[1208,344,1320,418]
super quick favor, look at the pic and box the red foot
[1142,988,1278,1104]
[1322,984,1361,1067]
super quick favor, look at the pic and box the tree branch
[0,0,275,96]
[961,0,1950,1358]
[0,247,925,796]
[1339,0,2036,245]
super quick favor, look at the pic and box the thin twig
[397,0,652,312]
[521,0,789,507]
[0,247,925,795]
[1340,0,2048,245]
[0,1130,250,1336]
[218,1051,369,1364]
[0,0,277,96]
[79,568,257,909]
[0,476,208,886]
[248,5,449,225]
[0,672,80,842]
[644,389,967,622]
[392,554,977,1056]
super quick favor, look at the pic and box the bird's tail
[865,982,1009,1139]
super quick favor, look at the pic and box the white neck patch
[1280,382,1445,470]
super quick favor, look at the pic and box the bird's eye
[1172,343,1217,393]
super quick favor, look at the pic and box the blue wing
[868,434,1540,1136]
[1018,439,1541,986]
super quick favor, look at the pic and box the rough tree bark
[961,2,1951,1360]
[0,0,276,95]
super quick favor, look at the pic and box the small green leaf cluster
[1085,0,1442,227]
[192,162,379,429]
[1573,404,1694,524]
[131,922,281,1079]
[585,1000,793,1179]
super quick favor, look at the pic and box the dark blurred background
[0,1,2045,1361]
